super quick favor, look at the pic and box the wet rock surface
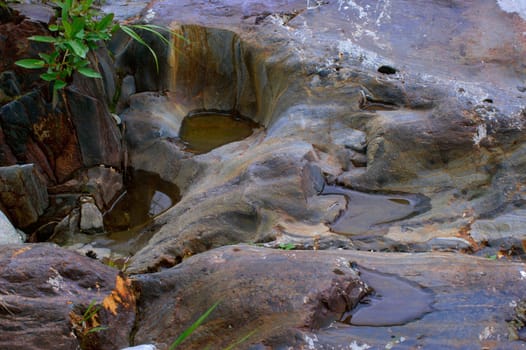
[132,245,369,349]
[129,244,525,349]
[1,0,526,349]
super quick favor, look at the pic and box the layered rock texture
[1,0,526,349]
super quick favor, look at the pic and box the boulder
[0,164,48,228]
[0,209,24,244]
[0,244,134,350]
[79,196,105,234]
[132,244,369,349]
[131,244,526,349]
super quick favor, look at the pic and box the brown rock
[0,164,48,227]
[0,244,130,350]
[132,244,369,349]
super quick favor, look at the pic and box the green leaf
[96,13,114,31]
[169,301,220,349]
[62,0,72,20]
[77,67,102,78]
[49,24,59,31]
[38,52,58,64]
[66,40,88,58]
[28,35,57,43]
[86,326,108,334]
[63,20,72,38]
[41,72,59,81]
[71,17,86,37]
[53,80,67,91]
[15,59,46,69]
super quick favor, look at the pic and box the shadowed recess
[104,169,180,232]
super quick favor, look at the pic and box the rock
[0,71,20,104]
[0,244,133,350]
[79,196,104,234]
[120,345,157,350]
[132,244,369,349]
[0,209,24,244]
[64,86,122,169]
[86,166,123,210]
[115,74,136,114]
[50,208,81,246]
[0,164,48,228]
[131,244,526,349]
[470,209,526,246]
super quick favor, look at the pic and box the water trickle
[321,186,430,235]
[179,111,260,154]
[341,266,434,326]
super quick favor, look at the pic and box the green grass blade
[133,24,189,43]
[223,330,257,350]
[119,25,160,72]
[168,301,220,350]
[126,24,171,46]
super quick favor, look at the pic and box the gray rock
[116,74,136,114]
[86,166,123,209]
[0,209,23,244]
[120,345,157,350]
[0,164,48,228]
[331,127,367,153]
[50,208,81,246]
[470,209,526,243]
[79,196,104,234]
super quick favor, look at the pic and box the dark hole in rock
[104,169,180,232]
[377,65,397,74]
[88,169,181,255]
[321,185,430,235]
[483,98,493,103]
[340,266,434,326]
[179,111,260,154]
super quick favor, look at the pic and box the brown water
[341,266,434,326]
[100,169,180,254]
[321,186,430,235]
[179,112,259,154]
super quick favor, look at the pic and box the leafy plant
[278,242,295,250]
[70,299,108,337]
[14,0,184,105]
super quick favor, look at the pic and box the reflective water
[99,170,180,255]
[179,111,259,154]
[321,186,430,235]
[341,266,434,326]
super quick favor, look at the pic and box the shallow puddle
[97,169,180,254]
[341,266,434,326]
[179,111,260,154]
[321,186,430,235]
[104,169,180,232]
